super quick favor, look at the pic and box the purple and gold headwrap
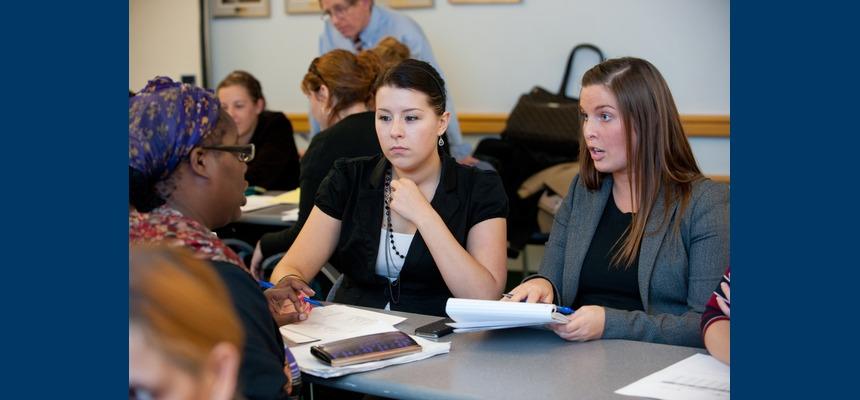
[129,76,221,182]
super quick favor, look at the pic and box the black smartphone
[414,318,455,339]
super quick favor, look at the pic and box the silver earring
[438,136,444,147]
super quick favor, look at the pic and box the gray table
[303,310,705,399]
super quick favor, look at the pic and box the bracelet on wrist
[278,273,309,287]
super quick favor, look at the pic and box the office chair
[222,238,255,266]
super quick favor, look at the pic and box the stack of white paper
[281,305,451,378]
[240,195,277,212]
[445,298,569,332]
[615,353,729,400]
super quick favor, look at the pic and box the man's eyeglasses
[201,143,255,163]
[321,0,357,21]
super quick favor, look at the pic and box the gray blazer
[534,174,729,347]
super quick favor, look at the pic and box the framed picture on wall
[449,0,520,4]
[285,0,322,14]
[388,0,434,9]
[213,0,271,17]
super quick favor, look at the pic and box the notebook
[310,331,422,367]
[445,298,570,332]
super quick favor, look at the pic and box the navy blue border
[6,0,856,397]
[733,1,858,398]
[3,2,127,396]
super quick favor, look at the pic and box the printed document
[615,353,729,400]
[280,304,405,344]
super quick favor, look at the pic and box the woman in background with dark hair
[269,59,509,317]
[218,70,300,191]
[251,39,409,279]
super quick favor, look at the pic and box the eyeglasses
[320,0,357,21]
[201,143,255,163]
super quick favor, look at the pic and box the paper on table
[272,189,300,204]
[279,304,406,345]
[295,335,451,378]
[281,208,299,222]
[445,298,569,332]
[615,353,729,400]
[241,195,277,212]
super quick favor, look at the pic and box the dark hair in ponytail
[374,59,450,155]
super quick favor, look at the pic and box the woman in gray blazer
[506,57,728,348]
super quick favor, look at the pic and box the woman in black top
[251,40,410,278]
[218,70,300,191]
[269,60,509,317]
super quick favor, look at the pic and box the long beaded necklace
[384,168,405,304]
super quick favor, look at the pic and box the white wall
[129,0,202,91]
[211,0,729,113]
[212,0,731,175]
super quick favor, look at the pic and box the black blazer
[315,153,508,316]
[246,111,300,191]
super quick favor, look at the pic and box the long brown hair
[579,57,702,267]
[301,49,383,127]
[130,245,244,373]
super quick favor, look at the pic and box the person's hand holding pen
[263,276,317,325]
[549,305,605,342]
[501,277,554,304]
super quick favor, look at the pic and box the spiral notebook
[445,298,570,332]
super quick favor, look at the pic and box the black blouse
[246,111,300,191]
[258,111,381,258]
[573,192,644,312]
[315,153,508,316]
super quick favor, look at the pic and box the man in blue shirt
[316,0,478,165]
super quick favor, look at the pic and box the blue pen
[301,296,325,307]
[504,293,574,315]
[259,280,274,289]
[555,306,575,315]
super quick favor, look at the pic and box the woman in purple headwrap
[128,77,306,400]
[129,76,254,266]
